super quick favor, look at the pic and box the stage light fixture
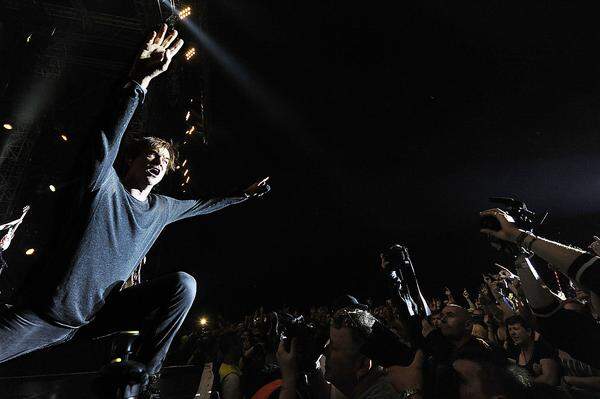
[199,317,208,326]
[182,159,188,167]
[60,134,68,141]
[184,47,196,61]
[179,6,192,19]
[185,176,190,183]
[185,110,191,121]
[183,169,189,176]
[49,185,56,192]
[25,248,35,255]
[3,123,13,130]
[25,33,32,43]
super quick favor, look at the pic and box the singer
[0,24,270,395]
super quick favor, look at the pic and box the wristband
[515,231,529,248]
[403,388,423,399]
[524,235,538,252]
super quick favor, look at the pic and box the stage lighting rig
[3,123,13,130]
[179,6,192,19]
[184,47,196,61]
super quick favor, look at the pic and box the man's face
[430,313,443,328]
[440,305,470,340]
[508,323,530,346]
[127,147,170,188]
[324,326,363,393]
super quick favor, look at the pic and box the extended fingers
[154,23,168,45]
[479,208,505,217]
[163,29,179,49]
[166,38,185,58]
[145,30,157,48]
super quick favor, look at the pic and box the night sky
[3,1,600,320]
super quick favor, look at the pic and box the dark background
[2,0,600,322]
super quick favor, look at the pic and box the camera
[480,197,547,256]
[275,313,328,374]
[381,244,431,318]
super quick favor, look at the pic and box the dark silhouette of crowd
[167,209,600,399]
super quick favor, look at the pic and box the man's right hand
[277,338,298,383]
[588,235,600,256]
[129,24,185,90]
[479,208,521,243]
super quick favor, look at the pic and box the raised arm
[0,205,29,231]
[90,25,184,190]
[480,208,600,296]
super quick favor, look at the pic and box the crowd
[166,208,600,399]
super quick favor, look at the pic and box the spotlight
[179,6,192,19]
[181,159,188,167]
[25,33,32,43]
[198,317,208,326]
[184,47,196,61]
[185,176,190,183]
[60,134,68,141]
[3,123,13,130]
[49,185,56,192]
[25,248,35,256]
[185,110,191,121]
[183,169,189,176]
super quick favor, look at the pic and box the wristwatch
[402,388,422,399]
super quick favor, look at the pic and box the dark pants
[0,272,196,374]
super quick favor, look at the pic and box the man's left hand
[129,24,185,89]
[244,177,271,198]
[387,350,424,395]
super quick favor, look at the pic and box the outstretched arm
[0,206,29,250]
[0,205,29,231]
[168,177,271,222]
[90,25,184,190]
[480,208,600,296]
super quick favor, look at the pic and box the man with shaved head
[426,304,506,366]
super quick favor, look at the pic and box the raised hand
[588,235,600,256]
[479,208,521,243]
[276,338,298,381]
[129,24,185,89]
[386,350,424,394]
[244,177,271,198]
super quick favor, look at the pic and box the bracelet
[403,388,423,399]
[515,231,529,248]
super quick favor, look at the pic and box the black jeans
[0,272,196,374]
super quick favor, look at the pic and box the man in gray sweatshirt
[0,24,269,381]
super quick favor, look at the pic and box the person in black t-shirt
[506,316,560,386]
